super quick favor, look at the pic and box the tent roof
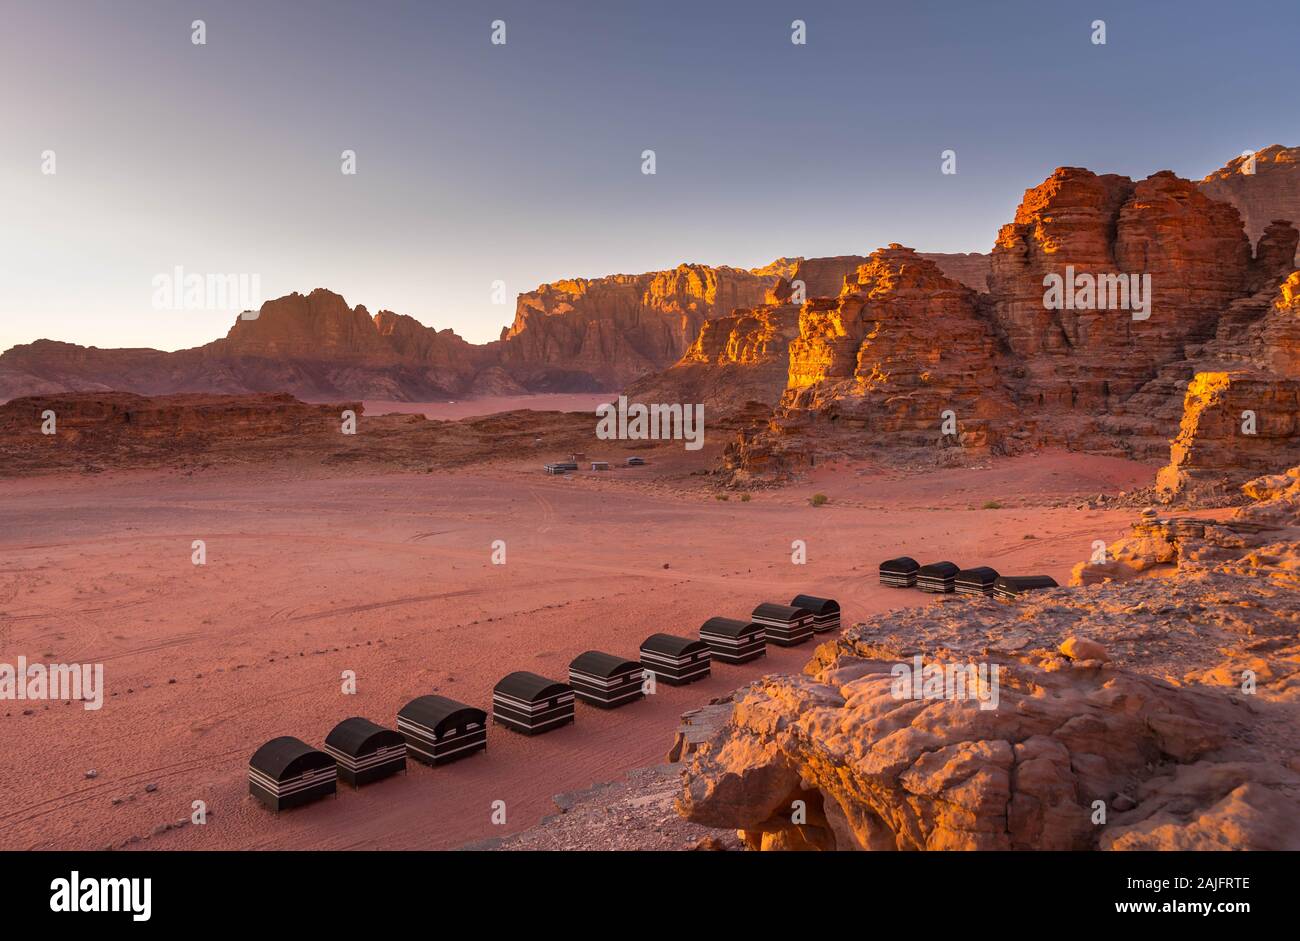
[790,594,839,615]
[325,717,403,756]
[880,556,919,572]
[569,650,640,677]
[249,736,334,779]
[398,695,486,732]
[494,671,570,702]
[752,602,810,621]
[641,632,708,656]
[700,617,761,638]
[918,561,960,577]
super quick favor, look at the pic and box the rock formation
[677,468,1300,850]
[0,391,607,476]
[624,290,802,411]
[497,264,776,388]
[714,163,1300,488]
[722,247,1019,478]
[1200,145,1300,265]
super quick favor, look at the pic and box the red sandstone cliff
[1200,145,1300,265]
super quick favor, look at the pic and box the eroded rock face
[624,300,802,410]
[1154,371,1300,501]
[678,470,1300,850]
[718,163,1299,482]
[989,169,1252,417]
[1200,145,1300,265]
[499,265,777,387]
[722,247,1018,478]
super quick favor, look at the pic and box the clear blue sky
[2,0,1297,352]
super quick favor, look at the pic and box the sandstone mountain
[0,253,993,403]
[700,162,1300,495]
[1200,145,1300,265]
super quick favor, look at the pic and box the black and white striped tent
[568,651,644,708]
[397,695,488,765]
[955,567,1000,597]
[493,672,575,735]
[639,633,711,685]
[993,575,1059,599]
[790,594,840,633]
[751,602,814,647]
[322,717,406,787]
[879,556,920,587]
[248,736,337,812]
[698,617,766,664]
[917,561,960,593]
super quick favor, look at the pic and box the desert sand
[0,444,1170,851]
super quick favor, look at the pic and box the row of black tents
[878,557,1059,598]
[248,593,841,812]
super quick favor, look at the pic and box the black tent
[397,695,488,765]
[917,561,960,593]
[639,633,711,685]
[879,556,920,587]
[248,736,337,812]
[993,575,1060,599]
[751,602,814,647]
[698,617,766,664]
[790,594,840,633]
[493,672,575,735]
[322,717,406,787]
[955,567,1000,597]
[568,651,644,708]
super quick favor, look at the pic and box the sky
[1,0,1297,353]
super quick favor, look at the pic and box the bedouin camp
[248,736,338,812]
[397,695,488,765]
[492,671,576,735]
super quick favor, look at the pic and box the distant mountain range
[1,146,1294,404]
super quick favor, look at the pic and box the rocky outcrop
[721,162,1299,481]
[624,297,802,410]
[1154,371,1300,501]
[988,169,1253,419]
[678,470,1300,850]
[498,264,778,387]
[756,253,990,297]
[0,390,613,476]
[0,290,488,402]
[723,247,1018,478]
[1200,145,1300,265]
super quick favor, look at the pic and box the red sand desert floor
[0,450,1167,850]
